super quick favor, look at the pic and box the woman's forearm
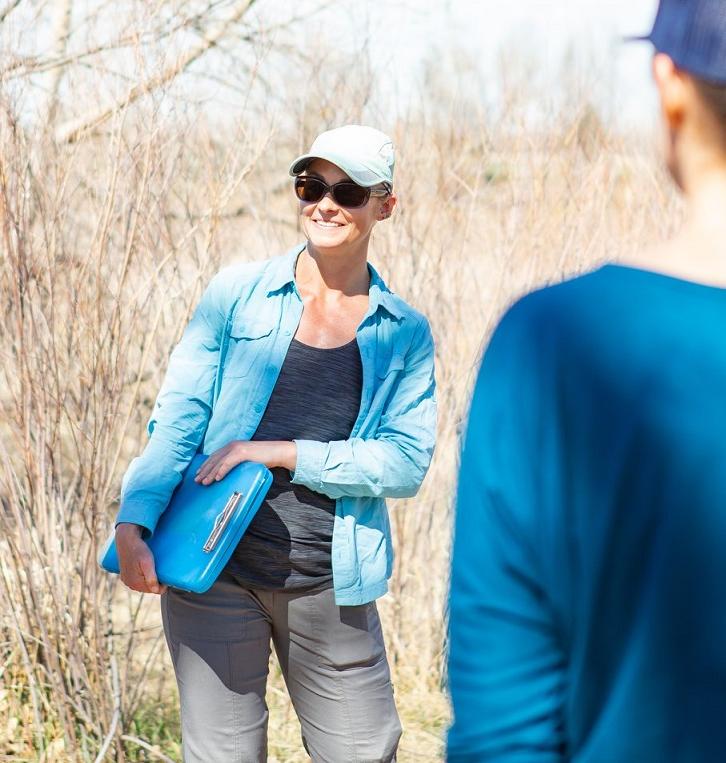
[194,440,297,484]
[266,440,297,471]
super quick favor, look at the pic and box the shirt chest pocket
[223,320,274,379]
[375,353,405,380]
[372,352,407,412]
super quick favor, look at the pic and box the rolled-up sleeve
[291,317,437,500]
[116,273,229,535]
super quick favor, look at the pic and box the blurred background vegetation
[0,1,677,760]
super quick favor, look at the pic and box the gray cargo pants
[160,573,401,762]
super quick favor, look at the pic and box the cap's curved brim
[288,151,388,188]
[622,33,652,43]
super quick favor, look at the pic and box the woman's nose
[316,193,338,213]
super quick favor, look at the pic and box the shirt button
[283,329,291,337]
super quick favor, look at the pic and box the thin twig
[119,735,176,763]
[54,0,259,144]
[93,655,120,763]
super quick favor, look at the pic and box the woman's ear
[378,193,397,221]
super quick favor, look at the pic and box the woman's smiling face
[298,158,394,254]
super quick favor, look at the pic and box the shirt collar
[266,242,404,321]
[266,243,305,295]
[366,261,404,321]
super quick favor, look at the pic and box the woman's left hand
[194,440,297,484]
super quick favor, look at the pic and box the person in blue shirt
[447,1,726,760]
[114,125,437,762]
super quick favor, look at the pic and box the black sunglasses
[294,175,390,209]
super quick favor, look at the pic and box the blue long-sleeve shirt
[448,264,726,762]
[116,243,437,605]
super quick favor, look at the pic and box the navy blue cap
[630,0,726,85]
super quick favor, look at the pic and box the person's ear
[377,192,397,221]
[653,53,687,132]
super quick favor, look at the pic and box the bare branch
[2,2,236,80]
[120,735,176,763]
[0,0,23,25]
[44,0,74,125]
[54,0,259,144]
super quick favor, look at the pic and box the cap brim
[622,33,652,43]
[288,151,386,188]
[289,154,315,176]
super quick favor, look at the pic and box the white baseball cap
[289,125,395,189]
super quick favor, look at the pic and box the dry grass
[0,8,683,759]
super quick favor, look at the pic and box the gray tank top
[226,336,363,591]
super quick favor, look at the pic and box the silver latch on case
[203,491,242,552]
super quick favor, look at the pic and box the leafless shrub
[0,3,683,760]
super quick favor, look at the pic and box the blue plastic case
[99,454,272,593]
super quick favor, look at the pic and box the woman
[115,124,437,762]
[448,1,726,760]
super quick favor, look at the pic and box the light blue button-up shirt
[117,243,437,605]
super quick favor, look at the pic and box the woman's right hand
[115,523,168,595]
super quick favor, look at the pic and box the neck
[685,164,726,239]
[621,159,726,286]
[297,241,370,297]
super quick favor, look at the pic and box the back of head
[633,0,726,186]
